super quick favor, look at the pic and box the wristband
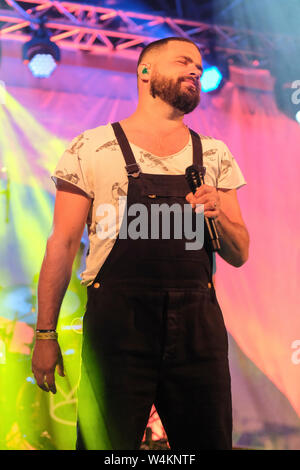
[35,331,58,340]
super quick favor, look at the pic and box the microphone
[185,165,220,251]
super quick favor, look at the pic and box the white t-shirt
[51,123,247,286]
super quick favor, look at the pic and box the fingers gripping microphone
[185,165,220,252]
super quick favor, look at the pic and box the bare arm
[36,179,92,329]
[214,188,249,267]
[32,179,92,393]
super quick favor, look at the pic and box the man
[32,37,249,450]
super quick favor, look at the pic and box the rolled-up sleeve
[217,142,247,190]
[51,133,94,198]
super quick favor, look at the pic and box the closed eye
[175,56,203,75]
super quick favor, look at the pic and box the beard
[150,71,200,114]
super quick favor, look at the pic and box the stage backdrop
[0,59,300,450]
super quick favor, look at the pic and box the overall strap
[189,128,204,170]
[112,122,205,177]
[111,122,141,177]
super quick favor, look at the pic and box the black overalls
[76,122,232,450]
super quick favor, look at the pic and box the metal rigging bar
[0,0,299,66]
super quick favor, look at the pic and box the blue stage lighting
[28,53,57,78]
[201,65,223,92]
[23,22,60,78]
[295,111,300,124]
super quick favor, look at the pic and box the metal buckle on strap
[199,166,206,177]
[193,164,206,177]
[125,163,141,178]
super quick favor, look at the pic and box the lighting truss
[0,0,299,67]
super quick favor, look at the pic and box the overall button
[93,282,101,288]
[208,282,212,288]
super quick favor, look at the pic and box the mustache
[178,76,200,90]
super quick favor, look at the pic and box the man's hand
[186,185,249,267]
[32,340,65,394]
[186,184,220,219]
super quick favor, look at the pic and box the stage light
[28,53,57,78]
[201,65,223,92]
[200,51,229,93]
[295,111,300,124]
[26,377,36,384]
[23,22,60,78]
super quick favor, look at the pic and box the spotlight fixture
[200,51,229,93]
[23,22,60,78]
[201,65,223,92]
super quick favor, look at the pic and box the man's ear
[138,63,151,80]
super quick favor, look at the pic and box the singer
[32,37,249,450]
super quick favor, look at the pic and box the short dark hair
[137,37,200,68]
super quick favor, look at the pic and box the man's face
[149,42,203,114]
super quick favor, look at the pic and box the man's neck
[124,97,186,134]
